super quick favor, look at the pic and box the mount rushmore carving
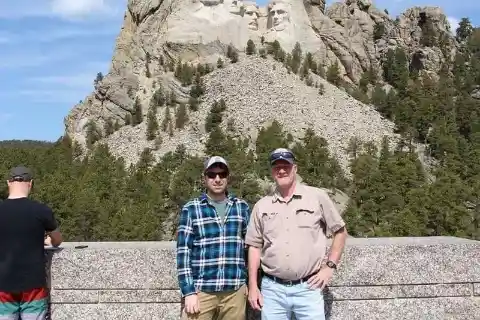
[65,0,456,160]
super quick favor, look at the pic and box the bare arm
[248,246,261,287]
[327,227,347,264]
[319,189,348,265]
[44,206,62,247]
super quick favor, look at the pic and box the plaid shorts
[0,287,48,320]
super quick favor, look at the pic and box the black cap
[9,166,33,182]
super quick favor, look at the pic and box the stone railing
[45,237,480,319]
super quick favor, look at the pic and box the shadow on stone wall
[44,248,60,320]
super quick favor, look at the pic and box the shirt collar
[200,190,236,203]
[272,182,304,203]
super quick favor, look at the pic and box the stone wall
[46,237,480,319]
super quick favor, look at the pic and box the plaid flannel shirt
[176,193,250,297]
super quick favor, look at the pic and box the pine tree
[373,23,385,40]
[104,119,115,136]
[124,113,132,126]
[227,45,238,63]
[246,39,256,55]
[290,42,302,74]
[205,100,226,132]
[85,121,102,149]
[326,61,341,86]
[255,120,289,178]
[175,103,188,129]
[162,107,171,132]
[146,105,159,141]
[456,18,473,42]
[145,52,151,78]
[133,97,143,125]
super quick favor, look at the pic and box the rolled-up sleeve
[318,190,346,235]
[241,201,251,238]
[176,206,196,297]
[245,203,263,248]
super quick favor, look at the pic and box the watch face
[327,261,336,268]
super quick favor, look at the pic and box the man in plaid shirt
[177,156,250,320]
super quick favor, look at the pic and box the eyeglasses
[270,151,295,162]
[205,171,228,179]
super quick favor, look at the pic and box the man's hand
[248,286,263,311]
[184,294,200,315]
[306,267,334,290]
[44,235,52,246]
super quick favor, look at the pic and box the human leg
[216,284,247,320]
[260,277,292,320]
[18,288,48,320]
[290,283,325,320]
[181,292,219,320]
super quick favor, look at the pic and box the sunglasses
[205,171,228,179]
[270,151,295,162]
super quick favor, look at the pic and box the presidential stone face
[244,4,260,30]
[268,1,290,31]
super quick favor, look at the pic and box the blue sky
[0,0,479,142]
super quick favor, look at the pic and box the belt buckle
[284,279,294,286]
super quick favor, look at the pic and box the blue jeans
[261,276,325,320]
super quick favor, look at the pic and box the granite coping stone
[53,236,478,249]
[49,237,480,289]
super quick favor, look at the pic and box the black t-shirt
[0,197,58,292]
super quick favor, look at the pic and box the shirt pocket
[295,208,318,229]
[261,212,281,239]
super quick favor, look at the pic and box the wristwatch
[326,260,337,270]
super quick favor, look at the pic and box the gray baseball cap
[204,156,229,171]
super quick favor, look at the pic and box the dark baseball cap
[269,148,295,165]
[8,166,34,181]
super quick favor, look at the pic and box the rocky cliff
[64,0,457,172]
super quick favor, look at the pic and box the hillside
[64,0,456,170]
[1,0,478,242]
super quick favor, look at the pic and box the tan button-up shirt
[245,183,345,280]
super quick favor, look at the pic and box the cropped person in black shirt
[0,166,62,320]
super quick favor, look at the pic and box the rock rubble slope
[100,56,397,172]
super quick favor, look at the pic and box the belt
[263,272,314,286]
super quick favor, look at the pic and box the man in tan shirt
[245,148,348,320]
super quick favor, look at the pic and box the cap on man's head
[269,148,295,165]
[204,156,229,172]
[8,166,34,182]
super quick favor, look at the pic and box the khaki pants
[181,284,247,320]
